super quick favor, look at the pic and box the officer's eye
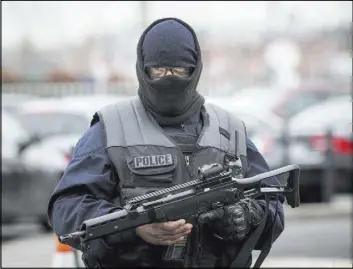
[172,67,187,73]
[146,67,192,80]
[155,67,167,72]
[149,68,166,76]
[150,67,167,74]
[171,67,191,77]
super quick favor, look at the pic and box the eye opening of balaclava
[144,66,195,81]
[136,17,205,125]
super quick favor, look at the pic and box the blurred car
[2,93,41,114]
[234,81,349,120]
[206,97,285,169]
[231,86,285,112]
[15,95,132,177]
[19,134,79,178]
[2,110,59,230]
[58,94,132,106]
[16,95,131,137]
[287,95,352,202]
[271,81,349,119]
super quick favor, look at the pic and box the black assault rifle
[59,163,300,247]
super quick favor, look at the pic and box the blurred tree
[48,69,77,82]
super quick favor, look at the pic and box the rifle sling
[229,195,270,268]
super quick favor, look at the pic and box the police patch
[134,154,173,169]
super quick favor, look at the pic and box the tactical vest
[95,97,248,206]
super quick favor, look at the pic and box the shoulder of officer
[90,98,136,127]
[206,102,244,119]
[246,138,259,153]
[206,103,246,132]
[72,121,106,158]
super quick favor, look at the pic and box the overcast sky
[2,1,351,49]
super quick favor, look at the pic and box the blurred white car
[288,95,352,202]
[235,82,349,119]
[2,93,40,114]
[206,96,284,133]
[15,95,133,176]
[20,134,80,174]
[58,94,132,105]
[16,95,130,137]
[231,87,285,112]
[206,97,285,169]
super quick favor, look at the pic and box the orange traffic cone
[52,235,84,268]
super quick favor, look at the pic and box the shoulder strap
[229,196,270,268]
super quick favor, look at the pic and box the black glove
[210,198,265,243]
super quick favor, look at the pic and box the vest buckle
[223,154,238,167]
[224,154,244,178]
[185,156,190,166]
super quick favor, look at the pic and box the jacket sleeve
[47,122,138,249]
[245,138,285,249]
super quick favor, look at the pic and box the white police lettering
[134,154,173,168]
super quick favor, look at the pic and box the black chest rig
[162,109,203,161]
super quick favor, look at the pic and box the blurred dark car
[2,110,59,230]
[287,95,352,202]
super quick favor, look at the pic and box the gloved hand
[209,198,265,242]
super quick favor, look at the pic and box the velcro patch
[133,154,173,169]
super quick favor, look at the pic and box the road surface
[270,216,352,259]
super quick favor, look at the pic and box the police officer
[48,18,285,268]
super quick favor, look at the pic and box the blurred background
[1,1,352,268]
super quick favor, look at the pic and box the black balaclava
[136,18,205,126]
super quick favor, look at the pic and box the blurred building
[2,21,351,95]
